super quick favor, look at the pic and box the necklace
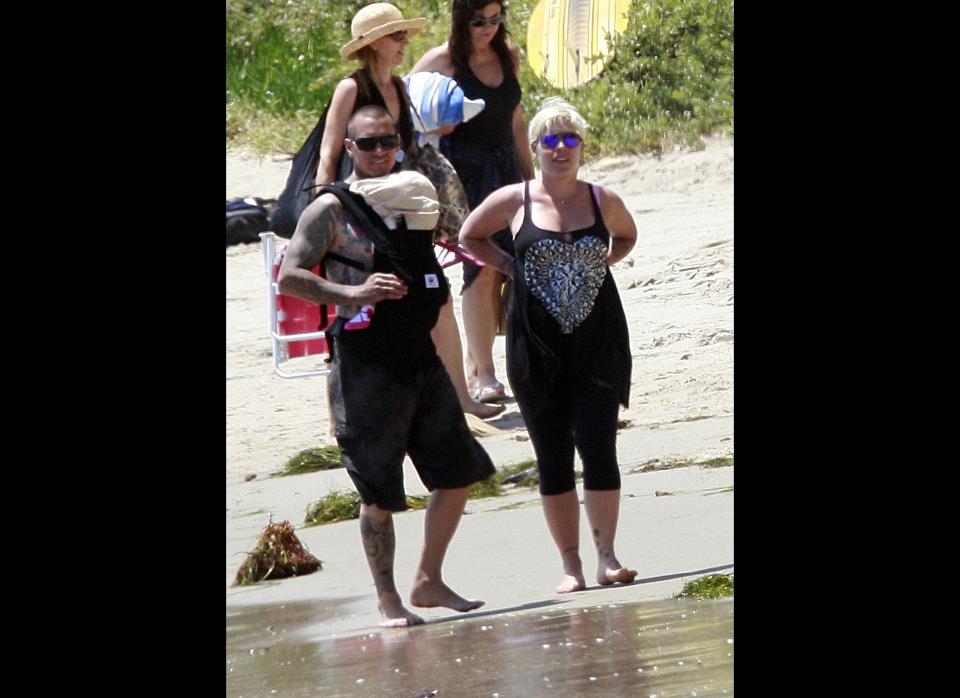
[556,186,578,206]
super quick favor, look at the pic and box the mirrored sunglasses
[470,13,505,28]
[352,134,400,151]
[539,133,582,149]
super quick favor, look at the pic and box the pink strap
[435,239,486,268]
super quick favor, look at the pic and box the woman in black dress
[410,0,536,404]
[460,98,638,594]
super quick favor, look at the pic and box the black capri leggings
[515,380,622,496]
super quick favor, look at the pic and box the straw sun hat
[340,3,427,60]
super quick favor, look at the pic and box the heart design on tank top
[523,236,608,334]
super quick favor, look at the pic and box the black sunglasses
[388,30,408,42]
[351,134,400,151]
[469,13,505,28]
[539,132,582,149]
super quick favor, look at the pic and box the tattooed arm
[277,194,408,307]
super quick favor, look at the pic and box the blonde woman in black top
[460,98,638,594]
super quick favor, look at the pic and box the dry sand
[226,137,734,635]
[227,136,733,480]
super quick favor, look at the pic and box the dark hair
[448,0,515,80]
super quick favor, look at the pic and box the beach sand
[227,136,733,482]
[226,137,733,648]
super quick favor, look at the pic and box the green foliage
[304,490,362,525]
[227,0,733,157]
[303,490,429,525]
[469,475,504,499]
[279,446,344,476]
[498,458,541,488]
[700,456,733,468]
[469,458,541,499]
[675,572,733,599]
[405,495,430,510]
[638,455,733,472]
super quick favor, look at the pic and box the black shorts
[329,341,496,511]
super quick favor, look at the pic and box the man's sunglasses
[352,134,400,151]
[470,13,505,28]
[539,133,582,149]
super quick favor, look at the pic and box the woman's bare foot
[556,573,586,594]
[463,399,506,419]
[410,579,484,612]
[556,554,586,593]
[378,592,425,627]
[597,564,638,586]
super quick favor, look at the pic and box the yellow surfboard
[526,0,632,90]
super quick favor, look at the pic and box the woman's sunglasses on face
[352,134,400,151]
[388,30,407,42]
[470,13,505,28]
[539,133,582,149]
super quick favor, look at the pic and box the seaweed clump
[234,520,322,585]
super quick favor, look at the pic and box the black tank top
[507,181,631,409]
[450,65,521,148]
[514,181,610,335]
[337,71,415,180]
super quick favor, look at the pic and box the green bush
[227,0,733,157]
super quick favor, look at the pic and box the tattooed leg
[360,504,424,627]
[584,489,637,586]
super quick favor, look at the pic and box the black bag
[226,197,277,247]
[270,103,333,239]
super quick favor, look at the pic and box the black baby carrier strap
[320,182,449,368]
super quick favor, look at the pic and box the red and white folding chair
[259,232,335,379]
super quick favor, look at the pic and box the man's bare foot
[378,592,425,627]
[597,565,638,586]
[556,573,586,594]
[463,399,506,419]
[410,579,484,612]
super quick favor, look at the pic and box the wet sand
[228,596,733,697]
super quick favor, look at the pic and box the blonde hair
[527,97,589,142]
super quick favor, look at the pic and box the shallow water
[227,595,733,696]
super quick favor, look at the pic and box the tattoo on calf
[593,528,614,561]
[360,514,397,594]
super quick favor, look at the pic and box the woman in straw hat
[306,3,505,420]
[317,2,425,184]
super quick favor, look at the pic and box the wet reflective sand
[227,595,732,696]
